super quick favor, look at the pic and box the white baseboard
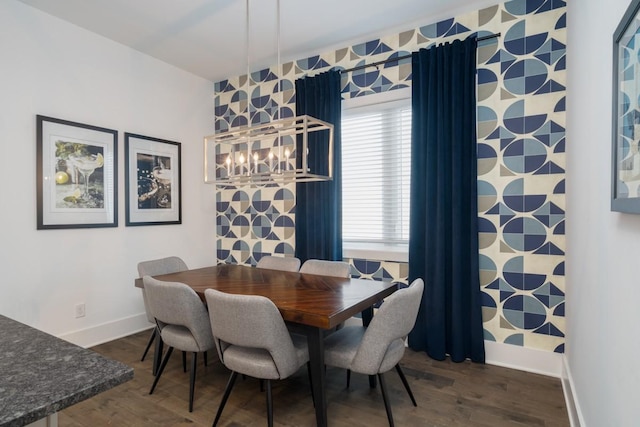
[484,340,563,378]
[561,354,585,427]
[57,313,153,349]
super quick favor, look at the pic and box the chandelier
[204,0,334,186]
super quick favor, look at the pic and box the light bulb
[284,148,291,171]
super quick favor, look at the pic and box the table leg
[361,306,374,326]
[368,374,377,389]
[361,307,377,389]
[305,327,327,427]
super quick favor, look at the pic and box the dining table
[134,263,398,427]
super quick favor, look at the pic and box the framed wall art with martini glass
[612,0,640,213]
[124,133,181,226]
[36,115,118,229]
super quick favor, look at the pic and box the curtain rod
[339,32,500,74]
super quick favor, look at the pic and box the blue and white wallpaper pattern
[214,0,566,354]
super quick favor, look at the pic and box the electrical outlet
[75,303,86,318]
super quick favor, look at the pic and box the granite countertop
[0,315,133,427]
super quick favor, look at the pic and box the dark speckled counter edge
[0,315,134,427]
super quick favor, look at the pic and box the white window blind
[342,97,411,245]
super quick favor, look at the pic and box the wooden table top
[135,264,397,330]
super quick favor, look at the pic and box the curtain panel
[408,37,485,363]
[294,70,343,262]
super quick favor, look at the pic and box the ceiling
[18,0,496,83]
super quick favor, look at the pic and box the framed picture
[612,0,640,213]
[36,115,118,229]
[125,133,182,226]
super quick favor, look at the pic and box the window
[341,89,411,261]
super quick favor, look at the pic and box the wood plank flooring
[59,330,569,426]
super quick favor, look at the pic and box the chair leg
[377,373,395,427]
[346,369,351,388]
[189,352,197,412]
[141,327,157,362]
[265,379,273,427]
[152,333,164,376]
[213,371,238,427]
[395,364,417,406]
[182,351,187,373]
[149,346,174,395]
[204,350,208,367]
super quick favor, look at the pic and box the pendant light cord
[277,0,282,120]
[246,0,250,125]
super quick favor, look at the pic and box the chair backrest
[137,256,188,277]
[351,278,424,373]
[299,259,350,278]
[256,255,301,272]
[143,276,214,352]
[137,256,189,323]
[204,288,300,379]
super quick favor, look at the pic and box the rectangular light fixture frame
[204,114,334,186]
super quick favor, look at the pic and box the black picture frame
[125,133,182,226]
[36,115,118,229]
[612,0,640,213]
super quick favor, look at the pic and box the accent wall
[214,0,567,354]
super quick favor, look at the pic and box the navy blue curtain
[408,37,485,363]
[294,70,342,263]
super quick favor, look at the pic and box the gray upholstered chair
[256,255,301,272]
[300,259,351,331]
[143,276,215,412]
[323,278,425,427]
[204,288,310,427]
[137,256,189,370]
[299,259,350,278]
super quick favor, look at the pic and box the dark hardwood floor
[59,330,569,426]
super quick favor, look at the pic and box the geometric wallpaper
[214,0,567,354]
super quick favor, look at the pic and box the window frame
[341,88,411,263]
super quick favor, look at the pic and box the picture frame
[125,133,182,226]
[36,115,118,229]
[612,0,640,213]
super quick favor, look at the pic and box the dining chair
[300,259,351,331]
[299,259,350,278]
[322,278,425,427]
[137,256,189,373]
[204,288,311,427]
[143,276,216,412]
[256,255,301,272]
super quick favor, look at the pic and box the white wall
[566,1,640,425]
[0,0,215,346]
